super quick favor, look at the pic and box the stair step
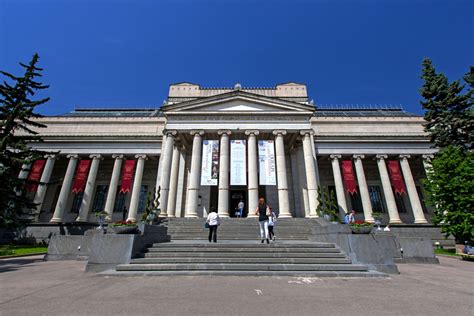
[146,247,341,253]
[116,263,368,271]
[130,258,352,264]
[151,242,335,248]
[103,270,385,277]
[144,252,346,258]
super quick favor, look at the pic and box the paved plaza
[0,255,472,316]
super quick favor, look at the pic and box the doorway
[230,188,247,217]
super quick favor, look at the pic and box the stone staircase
[111,241,384,276]
[160,218,317,240]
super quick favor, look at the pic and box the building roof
[62,108,163,117]
[314,107,420,117]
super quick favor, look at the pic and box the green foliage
[0,54,50,228]
[419,59,473,150]
[424,146,474,243]
[316,186,339,222]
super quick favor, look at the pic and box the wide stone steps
[106,241,386,277]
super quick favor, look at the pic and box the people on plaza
[268,207,277,241]
[254,197,271,244]
[206,207,220,243]
[348,210,356,224]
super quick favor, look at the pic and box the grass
[0,245,48,257]
[434,248,460,257]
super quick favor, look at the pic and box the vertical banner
[230,140,247,185]
[201,140,219,186]
[258,140,276,185]
[341,160,357,194]
[71,160,91,193]
[388,160,406,195]
[26,160,46,192]
[120,159,136,193]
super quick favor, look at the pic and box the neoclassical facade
[22,82,436,224]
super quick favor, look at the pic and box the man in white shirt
[206,208,220,243]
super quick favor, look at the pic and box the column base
[414,219,428,224]
[126,218,137,223]
[306,214,319,218]
[389,219,403,224]
[365,218,375,223]
[166,215,175,218]
[247,214,258,218]
[218,214,229,218]
[75,217,89,223]
[158,213,168,218]
[185,215,199,218]
[50,217,63,223]
[279,214,293,218]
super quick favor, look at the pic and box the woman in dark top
[254,197,270,244]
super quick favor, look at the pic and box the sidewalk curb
[0,252,46,260]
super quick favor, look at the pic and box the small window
[92,185,108,212]
[114,187,127,213]
[70,192,84,213]
[369,186,385,213]
[138,185,149,213]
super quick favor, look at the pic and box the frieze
[168,115,310,122]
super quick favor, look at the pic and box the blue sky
[1,0,473,115]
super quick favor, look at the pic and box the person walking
[268,207,277,241]
[206,208,220,243]
[237,200,244,218]
[254,197,270,244]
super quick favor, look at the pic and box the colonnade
[23,130,431,224]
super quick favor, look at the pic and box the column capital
[272,130,287,136]
[135,154,148,160]
[353,154,365,160]
[375,154,388,160]
[244,130,260,136]
[399,154,411,160]
[422,154,434,161]
[299,129,314,136]
[163,129,178,137]
[218,130,232,136]
[329,154,342,160]
[190,130,204,136]
[112,154,124,159]
[89,154,103,160]
[66,154,79,159]
[44,154,57,160]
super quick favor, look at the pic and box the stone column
[217,130,231,217]
[353,155,374,222]
[399,155,428,224]
[273,130,291,218]
[185,131,204,218]
[18,163,31,180]
[166,145,181,217]
[375,155,402,224]
[33,154,57,217]
[245,130,259,218]
[127,154,147,222]
[104,154,123,221]
[301,130,319,218]
[296,146,310,217]
[51,154,78,222]
[330,154,348,219]
[159,130,177,217]
[76,154,102,222]
[155,134,167,206]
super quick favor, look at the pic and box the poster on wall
[201,140,219,186]
[258,140,276,185]
[230,140,247,185]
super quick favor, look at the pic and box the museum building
[21,82,437,225]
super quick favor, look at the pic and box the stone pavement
[0,255,472,316]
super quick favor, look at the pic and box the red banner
[120,159,136,193]
[388,160,406,195]
[26,160,46,192]
[341,160,357,194]
[71,160,91,193]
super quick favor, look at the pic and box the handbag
[204,222,209,228]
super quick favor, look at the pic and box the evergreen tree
[0,54,49,227]
[419,59,473,150]
[424,146,474,243]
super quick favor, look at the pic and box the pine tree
[0,54,50,227]
[419,59,473,150]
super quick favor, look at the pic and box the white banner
[230,140,247,186]
[200,140,219,186]
[258,140,276,185]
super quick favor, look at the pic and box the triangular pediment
[162,90,314,114]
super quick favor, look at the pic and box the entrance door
[230,189,247,217]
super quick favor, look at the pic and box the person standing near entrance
[254,197,270,244]
[237,200,244,218]
[206,208,220,243]
[268,207,277,241]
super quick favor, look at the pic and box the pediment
[163,90,314,114]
